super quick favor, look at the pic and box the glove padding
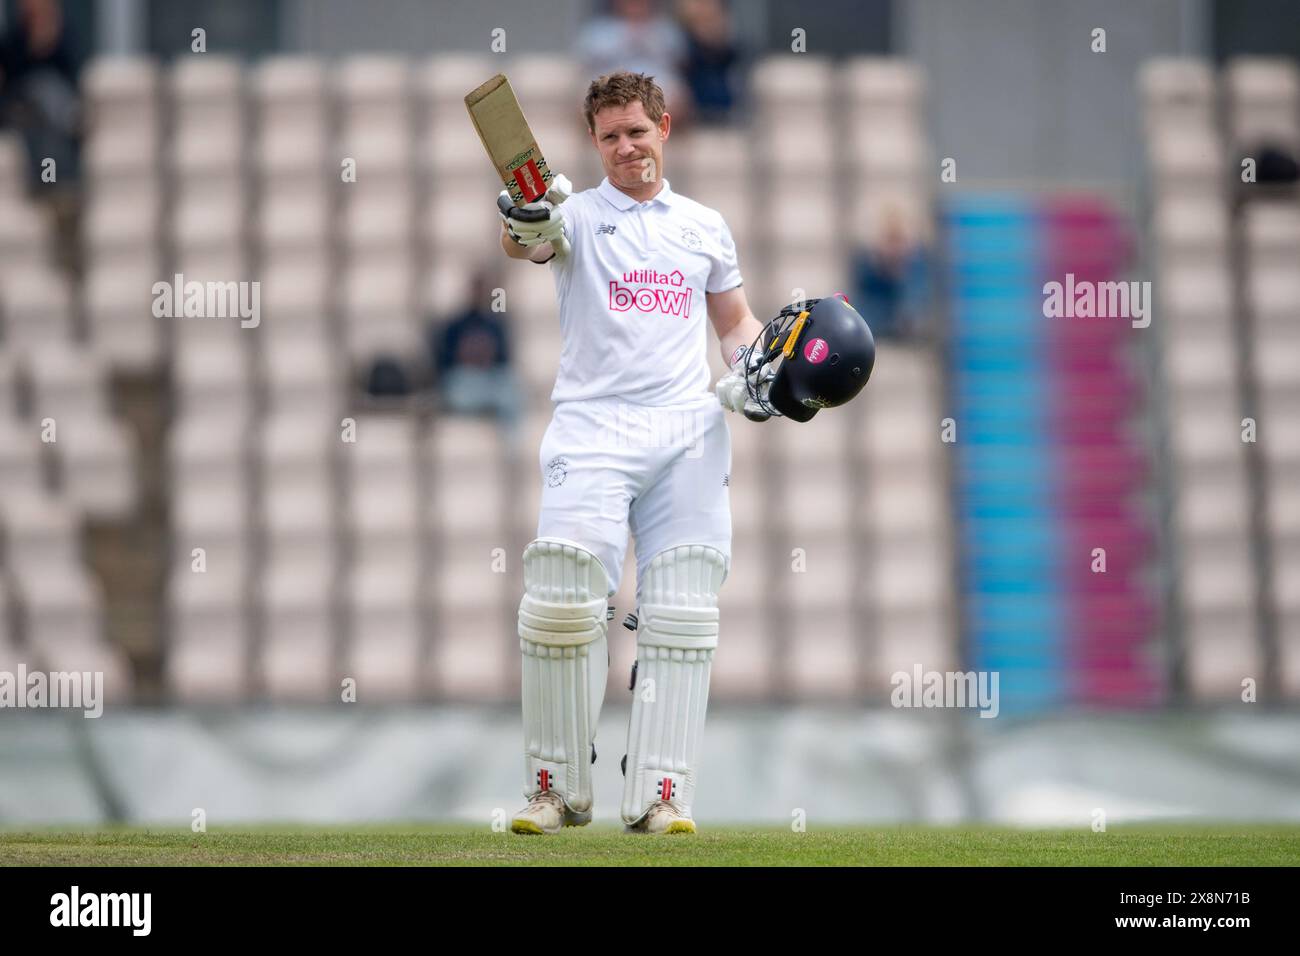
[499,173,571,250]
[715,344,775,422]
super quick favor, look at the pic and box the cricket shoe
[510,790,592,835]
[624,800,697,835]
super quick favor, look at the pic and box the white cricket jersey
[546,177,743,405]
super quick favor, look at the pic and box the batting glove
[499,173,572,248]
[716,344,774,422]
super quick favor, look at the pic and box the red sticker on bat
[804,337,829,363]
[513,160,546,202]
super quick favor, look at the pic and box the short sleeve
[706,215,743,294]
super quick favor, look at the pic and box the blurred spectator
[429,273,522,436]
[852,201,931,340]
[675,0,742,125]
[364,356,413,399]
[578,0,690,122]
[0,0,82,192]
[1250,141,1298,186]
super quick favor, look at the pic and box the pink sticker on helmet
[804,337,829,363]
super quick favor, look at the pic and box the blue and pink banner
[945,194,1161,713]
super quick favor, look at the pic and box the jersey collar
[597,177,676,211]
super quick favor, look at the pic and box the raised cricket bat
[465,73,570,257]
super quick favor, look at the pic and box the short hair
[583,71,666,132]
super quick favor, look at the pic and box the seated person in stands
[578,0,691,122]
[0,0,83,191]
[676,0,743,125]
[428,271,521,437]
[852,200,931,341]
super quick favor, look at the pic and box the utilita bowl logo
[803,337,829,363]
[608,269,693,317]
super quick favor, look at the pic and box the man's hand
[500,193,565,245]
[716,344,774,422]
[499,174,572,256]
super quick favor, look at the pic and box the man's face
[589,100,670,191]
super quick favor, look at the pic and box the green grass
[2,824,1298,866]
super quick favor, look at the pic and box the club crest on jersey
[608,269,692,318]
[680,226,702,250]
[546,456,568,487]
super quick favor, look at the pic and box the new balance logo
[722,473,730,487]
[596,223,617,236]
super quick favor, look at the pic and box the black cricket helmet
[747,293,876,422]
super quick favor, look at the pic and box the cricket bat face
[465,74,555,205]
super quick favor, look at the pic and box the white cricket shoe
[510,790,592,835]
[624,800,697,835]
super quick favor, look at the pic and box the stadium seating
[25,50,1260,711]
[1141,56,1299,699]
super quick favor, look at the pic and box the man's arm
[706,285,766,369]
[709,285,778,420]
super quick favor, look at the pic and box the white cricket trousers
[535,394,733,597]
